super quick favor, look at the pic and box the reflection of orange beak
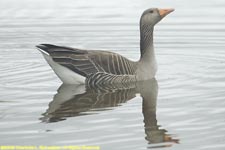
[158,8,175,17]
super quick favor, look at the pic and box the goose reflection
[41,79,179,145]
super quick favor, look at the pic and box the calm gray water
[1,0,225,149]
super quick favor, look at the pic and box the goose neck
[140,25,154,60]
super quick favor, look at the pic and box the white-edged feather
[38,48,50,56]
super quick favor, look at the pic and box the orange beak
[158,8,175,17]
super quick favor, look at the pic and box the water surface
[0,0,225,149]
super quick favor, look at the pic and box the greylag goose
[36,8,174,85]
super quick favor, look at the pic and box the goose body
[37,8,174,85]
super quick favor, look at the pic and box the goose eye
[149,10,154,13]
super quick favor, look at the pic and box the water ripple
[0,0,225,149]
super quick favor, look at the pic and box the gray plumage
[36,8,174,85]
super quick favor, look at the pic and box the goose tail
[36,44,59,55]
[35,44,86,84]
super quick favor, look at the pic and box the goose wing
[36,44,137,78]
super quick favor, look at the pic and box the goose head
[140,8,174,26]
